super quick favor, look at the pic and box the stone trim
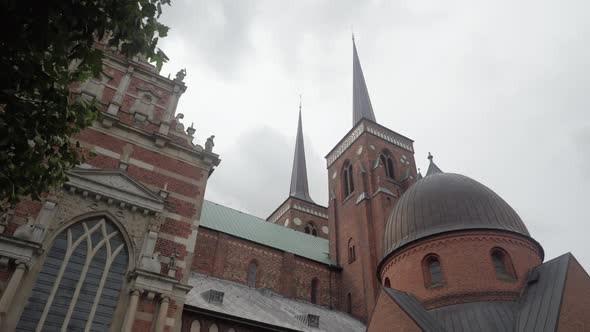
[269,204,290,223]
[380,231,542,277]
[65,168,165,214]
[422,290,521,309]
[131,269,192,299]
[292,204,328,220]
[326,120,414,167]
[0,234,42,265]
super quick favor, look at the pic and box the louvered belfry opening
[16,218,128,332]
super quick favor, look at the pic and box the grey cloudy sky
[158,0,590,269]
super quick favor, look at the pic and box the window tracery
[16,218,128,331]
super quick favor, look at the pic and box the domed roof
[383,159,530,258]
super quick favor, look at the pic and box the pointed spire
[289,101,315,203]
[352,37,376,126]
[417,168,423,180]
[426,152,443,176]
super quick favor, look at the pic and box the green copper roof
[200,200,336,266]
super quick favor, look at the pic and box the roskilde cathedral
[0,37,588,332]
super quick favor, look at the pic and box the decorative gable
[65,168,164,214]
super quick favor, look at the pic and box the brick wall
[181,311,272,332]
[267,197,330,239]
[191,227,337,307]
[326,121,417,321]
[380,231,543,308]
[557,255,590,331]
[366,288,421,332]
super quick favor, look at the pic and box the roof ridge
[204,199,266,220]
[203,200,330,241]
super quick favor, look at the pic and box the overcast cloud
[158,0,590,269]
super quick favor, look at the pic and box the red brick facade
[326,120,417,320]
[181,311,274,332]
[379,231,543,309]
[3,39,590,332]
[366,289,421,332]
[557,255,590,331]
[267,197,329,239]
[0,44,220,331]
[191,227,339,308]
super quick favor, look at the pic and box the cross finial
[299,94,302,112]
[428,152,433,161]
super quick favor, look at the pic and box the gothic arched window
[380,151,395,179]
[423,254,443,288]
[304,222,317,237]
[342,161,355,198]
[384,277,391,288]
[491,247,516,280]
[209,323,219,332]
[347,293,352,314]
[16,218,129,331]
[190,320,201,332]
[247,261,257,288]
[311,278,319,304]
[348,238,356,264]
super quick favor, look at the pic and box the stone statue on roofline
[205,135,215,152]
[175,68,186,82]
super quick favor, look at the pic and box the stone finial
[175,113,185,131]
[14,217,35,241]
[187,122,196,137]
[175,68,187,82]
[143,252,162,274]
[205,135,215,152]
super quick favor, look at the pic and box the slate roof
[199,200,336,266]
[289,110,314,203]
[429,301,516,332]
[514,253,571,332]
[352,38,376,126]
[185,273,366,332]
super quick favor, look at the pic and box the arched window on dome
[422,254,444,288]
[491,247,516,280]
[209,323,218,332]
[304,222,317,237]
[384,277,391,288]
[311,278,319,304]
[247,260,257,288]
[380,151,395,179]
[342,161,355,198]
[190,320,201,332]
[348,238,356,264]
[347,293,352,314]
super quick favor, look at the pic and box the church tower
[326,39,418,321]
[267,105,329,239]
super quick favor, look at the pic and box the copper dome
[383,172,531,258]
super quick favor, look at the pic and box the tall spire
[352,37,377,126]
[289,100,314,203]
